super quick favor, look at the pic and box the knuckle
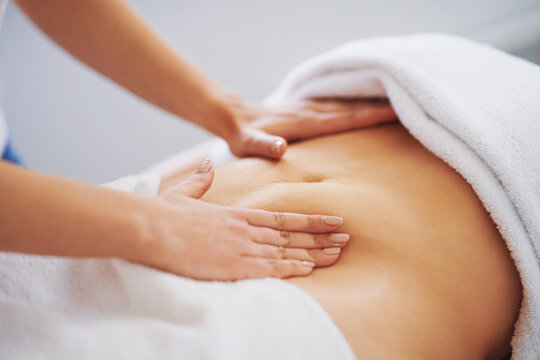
[190,174,206,184]
[229,221,250,237]
[273,212,287,226]
[278,246,288,259]
[279,230,291,246]
[269,259,291,278]
[243,135,257,149]
[266,259,281,277]
[267,259,278,268]
[314,233,327,246]
[223,206,239,217]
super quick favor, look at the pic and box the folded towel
[261,33,540,359]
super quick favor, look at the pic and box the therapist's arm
[0,160,347,280]
[14,0,285,158]
[14,0,397,160]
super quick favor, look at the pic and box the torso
[181,124,522,359]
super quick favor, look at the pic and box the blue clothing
[1,1,16,164]
[2,139,22,165]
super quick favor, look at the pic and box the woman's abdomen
[201,124,522,359]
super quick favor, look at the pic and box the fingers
[303,104,397,136]
[252,228,350,249]
[254,101,397,142]
[246,243,342,268]
[160,159,214,199]
[325,104,397,129]
[305,98,391,113]
[233,209,348,276]
[294,107,396,141]
[229,128,288,160]
[231,100,396,159]
[243,209,343,232]
[236,257,316,279]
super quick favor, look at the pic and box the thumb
[163,159,214,199]
[230,128,288,159]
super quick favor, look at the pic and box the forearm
[0,161,155,261]
[15,0,239,139]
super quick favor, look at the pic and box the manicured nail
[323,247,341,255]
[329,233,350,243]
[197,159,212,173]
[302,261,315,267]
[270,140,284,155]
[323,216,343,226]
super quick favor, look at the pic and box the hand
[143,160,350,281]
[225,97,397,159]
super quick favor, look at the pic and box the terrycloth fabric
[0,175,355,360]
[101,173,161,198]
[210,34,540,358]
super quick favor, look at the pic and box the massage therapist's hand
[223,94,397,159]
[144,160,349,281]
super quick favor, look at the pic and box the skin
[163,123,523,359]
[3,0,399,280]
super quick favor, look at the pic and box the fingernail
[323,247,341,255]
[323,216,343,226]
[197,159,212,173]
[302,261,315,267]
[329,233,350,243]
[270,140,284,155]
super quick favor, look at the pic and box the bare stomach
[168,124,522,359]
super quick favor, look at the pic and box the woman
[0,0,396,280]
[159,120,522,359]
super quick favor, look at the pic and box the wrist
[191,84,257,142]
[203,87,243,140]
[120,198,167,265]
[126,198,190,271]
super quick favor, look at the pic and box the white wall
[1,0,539,183]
